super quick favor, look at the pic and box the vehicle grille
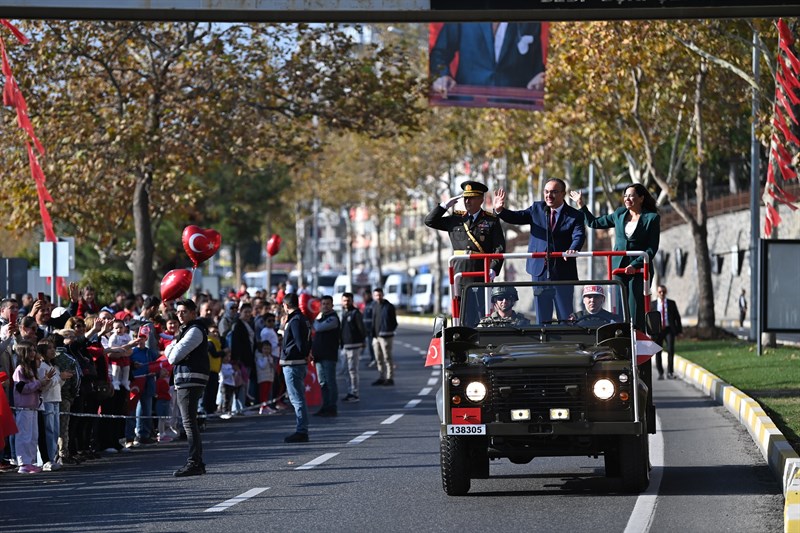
[488,369,588,422]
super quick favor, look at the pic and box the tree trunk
[132,172,155,295]
[234,244,243,289]
[132,93,161,296]
[691,60,718,337]
[691,222,716,331]
[374,202,383,281]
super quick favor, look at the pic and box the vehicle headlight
[465,381,487,402]
[592,378,615,400]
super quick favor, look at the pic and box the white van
[410,273,435,314]
[383,272,412,309]
[332,274,351,310]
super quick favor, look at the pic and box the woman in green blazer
[569,183,660,330]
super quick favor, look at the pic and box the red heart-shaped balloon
[182,225,222,268]
[266,234,282,257]
[298,293,321,321]
[160,269,193,302]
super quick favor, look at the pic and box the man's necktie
[550,209,556,230]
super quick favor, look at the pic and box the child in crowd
[155,367,172,442]
[158,313,179,352]
[205,324,224,417]
[13,341,53,473]
[107,319,134,392]
[219,354,237,420]
[255,342,275,415]
[37,340,72,471]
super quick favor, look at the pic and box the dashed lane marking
[295,453,340,470]
[427,378,439,386]
[381,414,404,425]
[204,487,270,513]
[348,431,378,445]
[418,387,433,396]
[405,399,422,409]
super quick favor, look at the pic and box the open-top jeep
[432,251,662,495]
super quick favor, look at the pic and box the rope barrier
[10,393,290,420]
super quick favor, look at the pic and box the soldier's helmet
[491,286,518,302]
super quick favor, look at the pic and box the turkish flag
[304,362,322,407]
[425,335,444,367]
[635,330,662,365]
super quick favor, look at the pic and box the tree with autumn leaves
[0,21,424,294]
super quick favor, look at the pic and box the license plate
[446,424,486,435]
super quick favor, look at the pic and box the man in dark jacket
[280,293,311,443]
[311,296,341,417]
[369,287,398,386]
[340,292,366,403]
[166,299,209,477]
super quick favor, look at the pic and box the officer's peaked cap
[461,180,488,198]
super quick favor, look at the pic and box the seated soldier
[477,286,531,327]
[570,285,619,326]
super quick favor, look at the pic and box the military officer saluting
[424,180,505,279]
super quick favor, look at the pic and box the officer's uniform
[424,181,505,276]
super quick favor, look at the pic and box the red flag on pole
[425,335,444,367]
[304,362,322,407]
[635,330,662,365]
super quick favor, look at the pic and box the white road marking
[348,431,378,445]
[204,487,269,513]
[295,453,340,470]
[381,414,404,425]
[418,387,433,396]
[431,370,441,376]
[405,399,422,409]
[427,378,439,386]
[623,415,665,533]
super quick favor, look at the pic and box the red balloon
[266,234,281,257]
[298,293,321,321]
[182,225,222,268]
[160,269,193,302]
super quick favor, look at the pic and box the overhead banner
[429,22,548,111]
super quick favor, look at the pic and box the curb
[397,315,437,327]
[674,355,800,532]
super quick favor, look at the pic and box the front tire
[619,432,650,493]
[441,436,471,496]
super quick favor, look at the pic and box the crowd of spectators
[0,281,304,475]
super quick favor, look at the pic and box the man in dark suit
[493,178,585,322]
[651,284,682,379]
[430,22,546,93]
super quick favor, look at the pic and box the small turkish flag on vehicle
[425,335,443,367]
[635,330,662,364]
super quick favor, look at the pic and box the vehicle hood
[476,343,615,368]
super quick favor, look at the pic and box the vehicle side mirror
[433,315,447,337]
[645,311,662,337]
